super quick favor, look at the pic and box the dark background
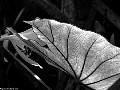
[0,0,120,90]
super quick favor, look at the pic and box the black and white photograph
[0,0,120,90]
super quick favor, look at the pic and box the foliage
[1,18,120,90]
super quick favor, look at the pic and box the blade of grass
[12,8,25,27]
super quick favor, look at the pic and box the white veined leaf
[30,18,120,90]
[24,18,120,90]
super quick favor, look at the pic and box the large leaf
[1,18,120,90]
